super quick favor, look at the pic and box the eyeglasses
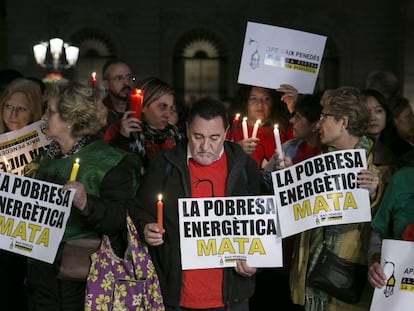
[44,107,59,116]
[319,112,337,121]
[248,97,271,105]
[106,74,136,83]
[292,112,305,120]
[3,104,29,114]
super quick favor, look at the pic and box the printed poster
[238,21,327,93]
[0,171,74,263]
[0,120,50,175]
[178,195,283,270]
[272,149,372,237]
[370,239,414,310]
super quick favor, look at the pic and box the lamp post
[33,37,79,73]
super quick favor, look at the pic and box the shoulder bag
[84,214,165,311]
[307,244,368,304]
[58,237,101,281]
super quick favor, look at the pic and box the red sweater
[180,154,228,308]
[227,121,288,168]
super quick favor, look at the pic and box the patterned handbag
[84,215,165,311]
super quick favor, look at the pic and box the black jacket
[131,139,266,307]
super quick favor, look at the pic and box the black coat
[131,139,266,307]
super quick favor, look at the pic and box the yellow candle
[69,158,80,181]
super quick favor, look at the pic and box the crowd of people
[0,62,413,311]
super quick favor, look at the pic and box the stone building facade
[1,0,414,104]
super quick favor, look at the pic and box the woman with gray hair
[290,86,383,311]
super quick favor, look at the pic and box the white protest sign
[238,21,327,94]
[272,149,371,237]
[178,195,282,270]
[0,171,74,263]
[370,239,414,311]
[0,120,51,175]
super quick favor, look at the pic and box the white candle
[273,124,285,168]
[252,119,261,139]
[242,117,248,140]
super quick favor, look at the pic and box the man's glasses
[106,74,136,83]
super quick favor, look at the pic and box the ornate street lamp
[33,37,79,72]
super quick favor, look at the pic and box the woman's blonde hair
[0,78,43,133]
[136,77,174,109]
[46,81,107,138]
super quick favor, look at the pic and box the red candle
[157,194,163,232]
[228,113,240,142]
[129,88,144,118]
[91,72,97,92]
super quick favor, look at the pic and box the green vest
[27,140,140,241]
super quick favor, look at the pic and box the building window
[70,28,116,91]
[174,30,226,104]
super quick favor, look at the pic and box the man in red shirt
[133,97,266,310]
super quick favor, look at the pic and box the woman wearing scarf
[24,81,140,310]
[289,87,383,311]
[103,77,183,174]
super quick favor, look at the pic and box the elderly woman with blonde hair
[24,81,140,311]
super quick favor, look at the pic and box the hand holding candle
[252,119,261,139]
[129,88,144,119]
[273,124,285,168]
[157,194,163,232]
[242,117,248,140]
[69,158,80,181]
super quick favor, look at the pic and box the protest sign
[178,195,282,270]
[272,149,371,237]
[0,120,50,175]
[238,21,327,93]
[370,239,414,311]
[0,171,74,263]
